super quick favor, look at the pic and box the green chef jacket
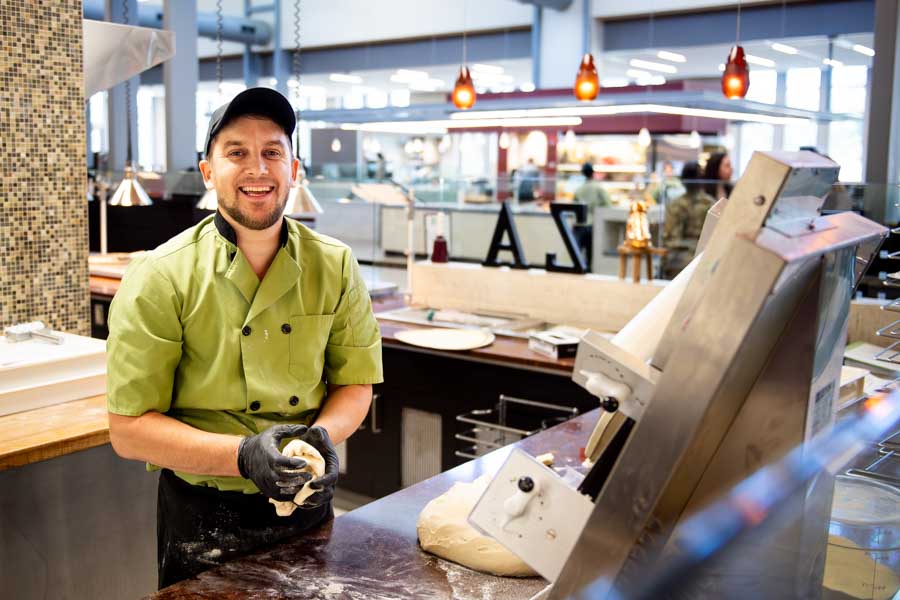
[106,213,383,493]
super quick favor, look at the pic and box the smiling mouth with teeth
[239,185,274,197]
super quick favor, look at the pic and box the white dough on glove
[269,439,326,517]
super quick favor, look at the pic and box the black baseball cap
[203,87,296,158]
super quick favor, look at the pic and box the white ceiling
[599,32,875,81]
[188,32,874,107]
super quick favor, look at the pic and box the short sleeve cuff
[324,341,384,385]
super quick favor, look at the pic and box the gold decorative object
[625,200,651,249]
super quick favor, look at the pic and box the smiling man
[105,88,383,589]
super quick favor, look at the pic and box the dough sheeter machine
[466,151,899,598]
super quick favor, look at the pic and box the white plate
[394,328,495,351]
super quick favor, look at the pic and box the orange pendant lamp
[574,53,600,101]
[721,45,750,99]
[452,66,476,110]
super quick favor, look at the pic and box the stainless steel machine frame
[548,151,888,599]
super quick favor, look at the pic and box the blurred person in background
[573,162,611,268]
[663,161,714,278]
[517,158,540,202]
[703,151,733,201]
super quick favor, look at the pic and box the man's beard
[219,190,287,230]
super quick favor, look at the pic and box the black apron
[157,468,332,589]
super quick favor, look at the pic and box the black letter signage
[482,201,529,269]
[546,202,587,274]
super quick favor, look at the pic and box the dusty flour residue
[435,558,547,600]
[322,582,345,596]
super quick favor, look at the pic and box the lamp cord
[736,0,742,44]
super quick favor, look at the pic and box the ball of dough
[269,439,326,517]
[417,474,537,577]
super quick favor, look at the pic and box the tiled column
[0,0,89,335]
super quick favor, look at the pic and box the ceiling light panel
[745,54,776,67]
[770,42,798,55]
[329,73,363,84]
[626,68,653,79]
[472,63,504,74]
[449,104,807,126]
[656,50,686,63]
[629,58,678,74]
[390,69,430,83]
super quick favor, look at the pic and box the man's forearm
[314,384,373,445]
[108,411,241,477]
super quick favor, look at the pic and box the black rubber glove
[237,424,312,501]
[296,425,339,508]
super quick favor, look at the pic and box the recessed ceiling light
[447,104,808,126]
[852,44,875,57]
[656,50,686,63]
[391,69,430,82]
[626,68,653,79]
[823,58,844,67]
[519,82,536,92]
[471,71,514,83]
[638,76,666,86]
[745,55,776,68]
[329,73,363,84]
[601,77,629,88]
[770,42,798,55]
[472,63,504,74]
[718,63,726,72]
[629,58,677,74]
[409,79,445,92]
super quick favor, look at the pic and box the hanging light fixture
[637,127,652,148]
[721,2,750,99]
[573,0,599,101]
[574,54,599,101]
[452,66,476,110]
[452,2,476,109]
[198,0,226,211]
[110,0,151,207]
[284,0,323,219]
[689,129,702,149]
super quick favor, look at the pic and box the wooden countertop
[0,396,109,471]
[149,410,598,599]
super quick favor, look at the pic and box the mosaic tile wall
[0,0,89,335]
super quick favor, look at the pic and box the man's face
[199,115,298,231]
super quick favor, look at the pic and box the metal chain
[293,0,302,158]
[293,0,301,85]
[122,0,133,163]
[216,0,224,98]
[781,0,786,37]
[462,0,467,65]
